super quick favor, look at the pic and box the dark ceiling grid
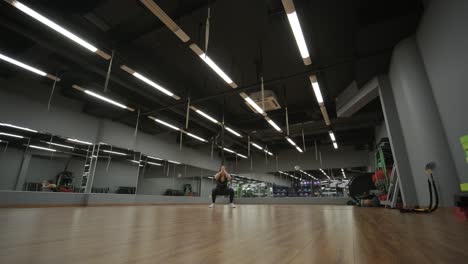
[0,0,424,155]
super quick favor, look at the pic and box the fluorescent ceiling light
[129,160,140,164]
[265,151,274,156]
[149,116,180,131]
[103,150,127,156]
[266,118,282,132]
[236,153,248,159]
[167,160,181,164]
[188,44,237,88]
[200,54,235,87]
[0,132,24,139]
[329,131,336,141]
[42,141,74,149]
[0,52,44,76]
[195,109,219,124]
[320,105,331,126]
[243,95,264,114]
[72,85,134,111]
[0,123,37,133]
[341,168,344,172]
[147,156,162,161]
[7,1,110,60]
[295,146,303,153]
[286,137,296,146]
[223,147,235,154]
[309,75,324,104]
[251,142,263,150]
[186,132,207,142]
[120,65,180,100]
[67,138,93,145]
[147,161,163,166]
[333,142,338,149]
[225,126,242,138]
[281,0,311,66]
[29,145,56,152]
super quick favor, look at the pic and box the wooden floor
[0,205,467,264]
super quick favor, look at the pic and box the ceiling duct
[245,90,281,113]
[336,77,379,117]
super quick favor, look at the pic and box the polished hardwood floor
[0,204,467,263]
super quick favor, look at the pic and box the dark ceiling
[0,0,423,155]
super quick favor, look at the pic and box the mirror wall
[1,121,368,200]
[0,122,221,197]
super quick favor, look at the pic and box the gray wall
[417,0,468,183]
[0,86,221,172]
[0,146,24,190]
[375,122,388,142]
[92,159,140,192]
[388,37,459,206]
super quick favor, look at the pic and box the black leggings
[212,186,234,203]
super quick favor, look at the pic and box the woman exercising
[209,165,236,208]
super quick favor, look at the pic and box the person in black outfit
[209,165,236,208]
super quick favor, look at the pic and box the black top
[216,175,228,188]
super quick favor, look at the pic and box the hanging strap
[104,50,115,93]
[134,109,140,137]
[47,76,58,111]
[205,7,211,55]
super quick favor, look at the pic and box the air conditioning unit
[245,90,281,113]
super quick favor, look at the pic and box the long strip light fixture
[0,52,60,81]
[265,117,283,132]
[41,141,74,149]
[148,116,207,143]
[250,142,274,156]
[222,147,248,159]
[190,106,243,138]
[67,138,93,145]
[167,160,181,164]
[319,169,331,180]
[329,130,338,149]
[188,44,238,88]
[103,150,128,156]
[0,132,24,139]
[120,65,180,100]
[281,0,311,65]
[72,85,135,111]
[341,168,346,179]
[299,170,318,180]
[5,1,110,60]
[285,136,303,153]
[0,123,37,133]
[147,161,163,166]
[28,145,56,152]
[278,171,300,180]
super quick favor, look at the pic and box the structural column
[386,37,459,206]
